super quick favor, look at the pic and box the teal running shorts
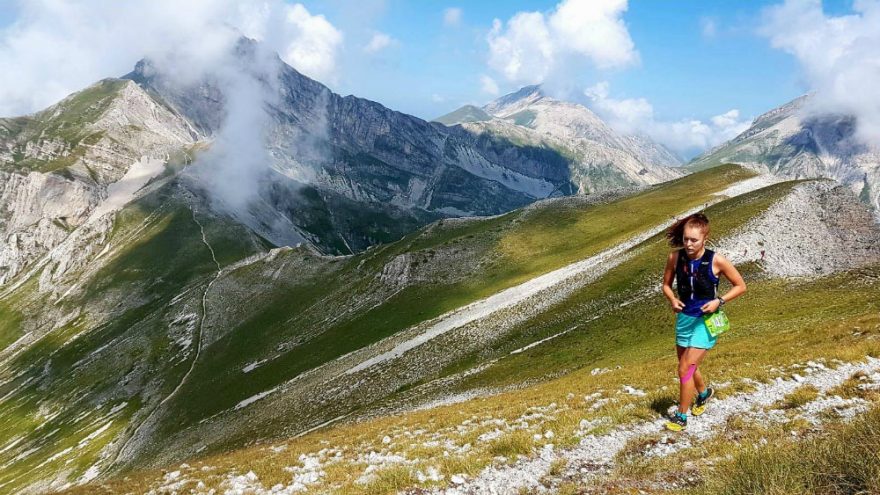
[675,313,717,349]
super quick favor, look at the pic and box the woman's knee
[678,362,698,382]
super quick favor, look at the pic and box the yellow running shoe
[665,412,687,431]
[692,387,715,416]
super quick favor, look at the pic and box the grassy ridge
[157,165,756,433]
[0,79,126,173]
[443,180,805,391]
[0,180,265,493]
[56,176,880,494]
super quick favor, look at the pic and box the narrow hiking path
[129,356,880,495]
[341,175,781,377]
[421,357,880,494]
[110,207,222,470]
[197,175,782,424]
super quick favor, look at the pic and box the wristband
[717,296,725,306]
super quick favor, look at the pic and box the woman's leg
[677,347,708,414]
[678,344,707,394]
[693,366,707,396]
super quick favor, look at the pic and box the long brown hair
[666,212,710,248]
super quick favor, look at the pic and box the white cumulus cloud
[277,4,343,84]
[585,81,751,157]
[761,0,880,145]
[486,0,638,86]
[0,0,344,117]
[480,75,500,96]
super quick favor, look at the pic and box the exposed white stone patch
[87,157,165,222]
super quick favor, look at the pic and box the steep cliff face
[0,79,198,285]
[122,40,584,255]
[688,95,880,217]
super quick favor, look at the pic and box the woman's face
[683,225,707,256]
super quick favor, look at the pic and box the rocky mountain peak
[482,84,546,116]
[687,94,880,218]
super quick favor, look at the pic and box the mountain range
[435,85,683,194]
[0,37,879,495]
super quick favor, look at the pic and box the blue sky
[295,0,847,121]
[0,0,870,158]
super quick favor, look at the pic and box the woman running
[661,212,747,431]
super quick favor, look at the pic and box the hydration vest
[675,248,720,316]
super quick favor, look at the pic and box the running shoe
[691,387,715,416]
[665,411,687,431]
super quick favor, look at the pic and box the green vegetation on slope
[432,105,493,125]
[0,178,266,493]
[699,404,880,495]
[441,180,805,391]
[0,79,126,173]
[55,177,880,494]
[150,166,755,446]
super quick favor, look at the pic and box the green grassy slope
[53,173,880,495]
[0,79,126,174]
[432,105,493,125]
[0,178,265,493]
[14,162,871,494]
[134,166,755,456]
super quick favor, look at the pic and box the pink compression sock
[681,364,697,384]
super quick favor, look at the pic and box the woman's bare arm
[716,253,747,302]
[700,252,747,313]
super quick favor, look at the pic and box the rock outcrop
[436,85,683,193]
[717,180,880,277]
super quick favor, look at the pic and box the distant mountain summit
[120,39,586,255]
[434,85,682,194]
[688,94,880,216]
[432,104,492,125]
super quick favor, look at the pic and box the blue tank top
[674,248,720,317]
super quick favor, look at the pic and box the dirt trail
[429,357,880,494]
[110,207,222,470]
[344,176,781,376]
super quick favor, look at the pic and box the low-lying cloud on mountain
[761,0,880,148]
[481,0,750,159]
[187,48,281,216]
[0,0,348,220]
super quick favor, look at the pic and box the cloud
[486,0,638,86]
[278,4,343,84]
[0,0,343,117]
[194,58,279,215]
[761,0,880,145]
[480,75,500,96]
[363,32,396,54]
[0,0,346,231]
[585,81,751,157]
[443,7,463,27]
